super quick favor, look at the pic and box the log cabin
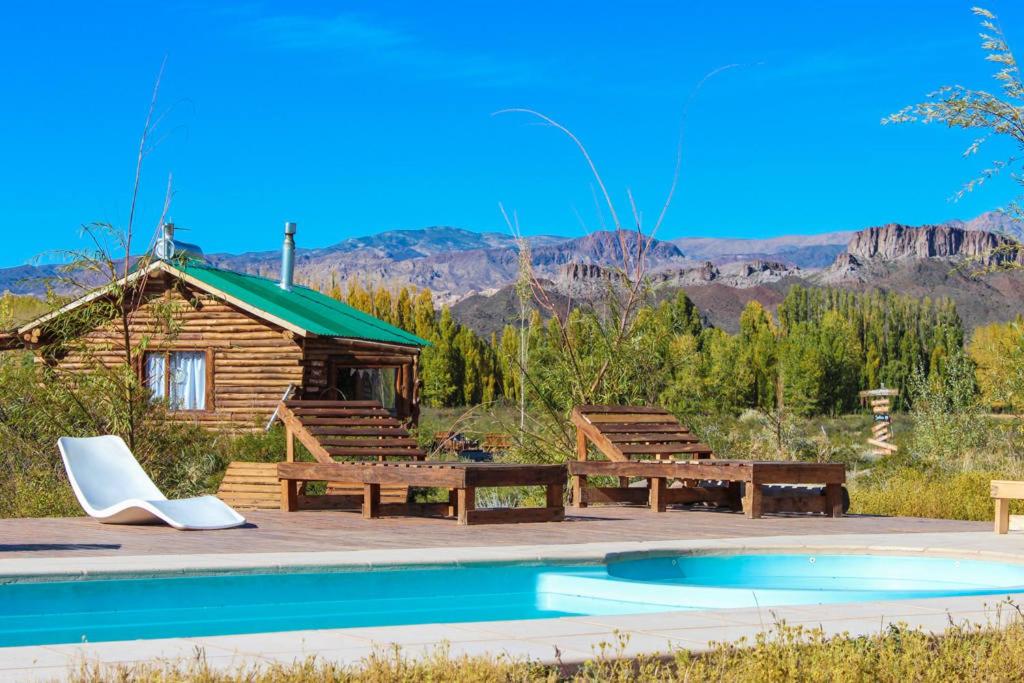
[3,223,429,432]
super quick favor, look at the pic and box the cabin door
[328,363,398,414]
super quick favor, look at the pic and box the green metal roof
[179,261,428,347]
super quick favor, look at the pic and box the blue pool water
[3,553,1024,647]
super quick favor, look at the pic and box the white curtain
[145,353,166,400]
[169,351,206,410]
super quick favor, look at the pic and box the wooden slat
[991,480,1024,499]
[315,437,419,448]
[217,461,279,509]
[465,464,567,487]
[596,424,691,434]
[604,433,701,444]
[867,438,898,453]
[583,485,733,507]
[279,461,567,489]
[326,483,407,497]
[285,400,382,408]
[584,486,651,504]
[463,507,564,525]
[618,443,714,455]
[289,407,393,417]
[219,483,279,493]
[569,459,845,485]
[378,502,452,517]
[584,413,680,424]
[220,475,280,484]
[752,463,846,485]
[309,426,409,436]
[298,416,404,427]
[280,461,465,487]
[760,493,828,515]
[578,405,672,415]
[323,447,425,458]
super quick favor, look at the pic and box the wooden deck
[0,508,984,560]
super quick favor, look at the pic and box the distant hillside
[453,217,1024,336]
[673,232,853,268]
[204,228,689,305]
[4,211,1023,335]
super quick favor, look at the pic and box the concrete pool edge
[5,530,1024,582]
[4,530,1024,681]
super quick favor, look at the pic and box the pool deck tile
[4,666,72,683]
[0,508,985,561]
[181,630,373,655]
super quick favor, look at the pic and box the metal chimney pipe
[280,221,296,291]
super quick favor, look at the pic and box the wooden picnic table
[569,459,846,519]
[278,461,566,525]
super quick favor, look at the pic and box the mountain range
[2,211,1022,336]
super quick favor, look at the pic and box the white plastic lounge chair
[57,435,246,530]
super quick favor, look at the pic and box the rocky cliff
[843,223,1023,266]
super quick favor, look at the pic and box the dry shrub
[65,615,1024,683]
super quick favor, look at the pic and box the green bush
[0,353,286,518]
[849,467,1007,521]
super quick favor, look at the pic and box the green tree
[817,310,862,415]
[738,301,778,410]
[779,323,825,417]
[420,307,460,407]
[886,8,1024,222]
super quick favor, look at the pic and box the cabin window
[335,367,397,413]
[144,351,207,410]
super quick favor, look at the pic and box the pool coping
[4,530,1024,681]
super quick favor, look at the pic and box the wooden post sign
[858,388,899,456]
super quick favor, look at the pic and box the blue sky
[1,0,1022,266]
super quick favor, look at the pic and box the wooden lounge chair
[569,404,846,518]
[572,405,714,461]
[274,400,424,509]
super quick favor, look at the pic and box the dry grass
[64,615,1024,683]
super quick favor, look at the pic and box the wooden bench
[992,480,1024,534]
[569,460,846,518]
[279,461,567,525]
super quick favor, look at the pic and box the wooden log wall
[42,275,304,432]
[301,337,420,422]
[32,273,423,432]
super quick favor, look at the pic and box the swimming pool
[3,553,1023,647]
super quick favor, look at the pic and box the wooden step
[217,462,280,509]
